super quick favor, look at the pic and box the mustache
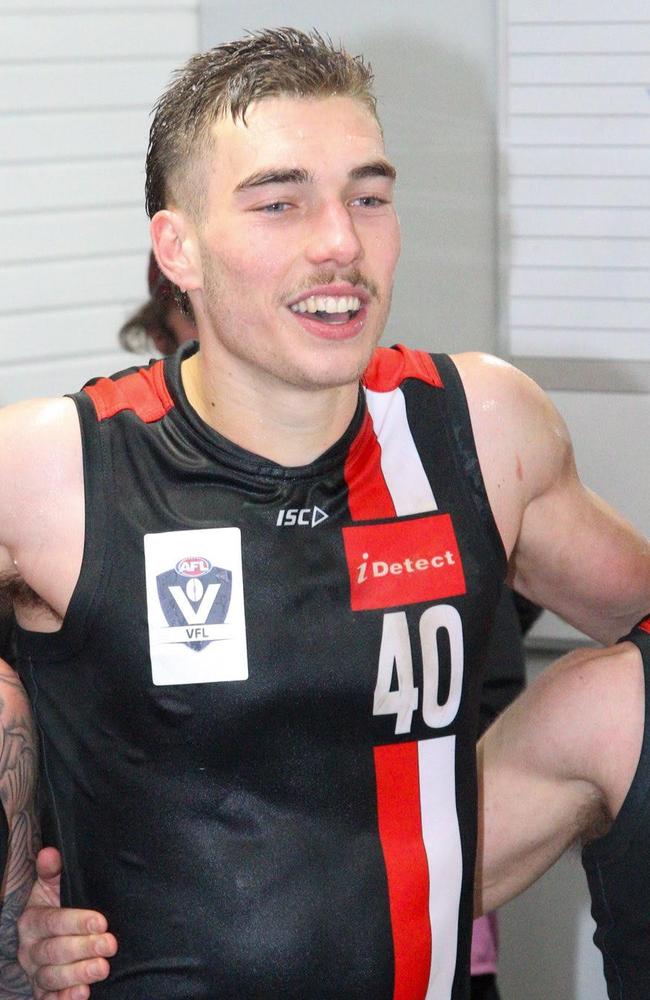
[286,269,380,302]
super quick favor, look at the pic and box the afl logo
[176,555,212,577]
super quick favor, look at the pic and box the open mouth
[290,294,362,325]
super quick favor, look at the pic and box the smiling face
[186,95,400,395]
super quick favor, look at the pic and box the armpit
[0,571,61,624]
[579,788,611,846]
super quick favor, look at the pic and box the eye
[350,195,388,208]
[256,201,291,214]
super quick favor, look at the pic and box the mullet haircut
[144,27,377,221]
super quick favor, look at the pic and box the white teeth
[290,295,361,315]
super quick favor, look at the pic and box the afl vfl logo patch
[144,528,248,686]
[156,558,232,652]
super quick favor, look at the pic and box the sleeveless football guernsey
[582,619,650,1000]
[16,343,506,999]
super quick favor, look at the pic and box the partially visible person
[0,656,38,997]
[478,617,650,999]
[118,252,196,356]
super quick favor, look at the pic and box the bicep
[477,719,589,914]
[476,651,605,914]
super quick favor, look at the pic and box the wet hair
[145,27,378,222]
[118,252,195,354]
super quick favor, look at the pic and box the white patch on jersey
[364,387,438,515]
[419,736,462,999]
[144,527,248,686]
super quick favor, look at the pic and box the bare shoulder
[0,396,82,568]
[449,353,573,555]
[451,352,571,464]
[0,395,80,448]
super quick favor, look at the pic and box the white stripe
[364,387,437,515]
[418,736,463,1000]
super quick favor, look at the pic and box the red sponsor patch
[342,513,466,612]
[639,617,650,635]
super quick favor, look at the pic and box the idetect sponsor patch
[342,513,466,612]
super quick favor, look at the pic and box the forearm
[0,879,35,999]
[0,660,39,998]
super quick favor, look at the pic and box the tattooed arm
[0,658,39,998]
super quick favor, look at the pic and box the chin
[300,349,375,391]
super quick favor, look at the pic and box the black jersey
[582,619,650,1000]
[16,343,506,999]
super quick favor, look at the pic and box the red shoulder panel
[362,345,443,392]
[638,617,650,635]
[84,360,174,423]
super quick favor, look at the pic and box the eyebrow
[349,160,397,181]
[235,168,310,192]
[235,159,397,193]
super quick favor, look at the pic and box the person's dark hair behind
[118,252,196,355]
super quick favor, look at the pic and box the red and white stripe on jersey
[360,345,443,518]
[364,386,438,516]
[347,346,463,999]
[374,738,462,1000]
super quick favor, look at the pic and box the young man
[2,27,648,1000]
[122,243,533,1000]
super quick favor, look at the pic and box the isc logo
[276,507,328,528]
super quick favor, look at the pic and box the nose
[305,201,363,268]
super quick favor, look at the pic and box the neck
[181,347,361,467]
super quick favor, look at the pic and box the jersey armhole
[431,353,508,578]
[583,632,650,863]
[16,392,111,660]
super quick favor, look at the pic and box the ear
[150,210,202,293]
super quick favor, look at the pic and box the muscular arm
[456,353,650,644]
[0,658,39,999]
[0,397,84,629]
[476,643,643,915]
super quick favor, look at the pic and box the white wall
[0,1,199,405]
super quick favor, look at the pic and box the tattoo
[0,662,39,998]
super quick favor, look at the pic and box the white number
[420,604,464,729]
[373,605,464,734]
[373,612,419,734]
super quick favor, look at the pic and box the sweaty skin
[3,94,649,996]
[477,640,645,915]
